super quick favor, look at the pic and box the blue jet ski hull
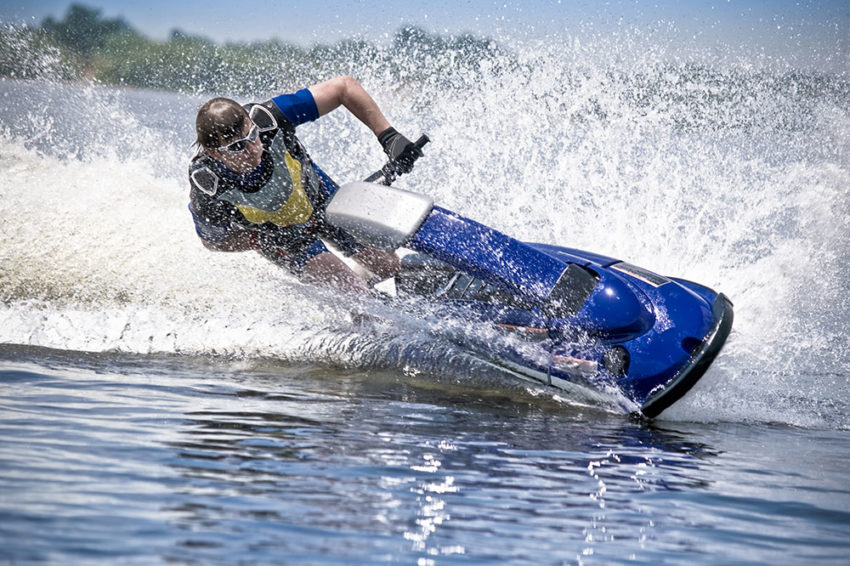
[395,244,733,419]
[327,182,733,418]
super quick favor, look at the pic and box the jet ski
[326,136,733,418]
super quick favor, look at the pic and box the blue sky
[1,1,848,70]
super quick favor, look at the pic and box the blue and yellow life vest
[215,134,320,229]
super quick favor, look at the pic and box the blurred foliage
[41,4,130,59]
[0,3,508,95]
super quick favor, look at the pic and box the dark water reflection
[162,366,719,563]
[1,346,848,565]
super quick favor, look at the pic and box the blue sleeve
[271,88,319,127]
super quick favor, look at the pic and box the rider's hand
[378,127,423,174]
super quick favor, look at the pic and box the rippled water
[2,345,849,565]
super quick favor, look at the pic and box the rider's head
[195,97,247,150]
[195,98,263,174]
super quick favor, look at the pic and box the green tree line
[0,3,507,94]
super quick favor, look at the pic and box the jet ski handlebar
[365,134,430,186]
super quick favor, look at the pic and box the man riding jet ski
[186,75,732,418]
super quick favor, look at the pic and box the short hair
[195,97,247,149]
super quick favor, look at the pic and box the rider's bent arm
[308,76,391,137]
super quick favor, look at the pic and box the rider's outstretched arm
[308,75,420,172]
[308,76,391,136]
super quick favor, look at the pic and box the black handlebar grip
[413,135,430,150]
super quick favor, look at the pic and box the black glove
[378,127,423,174]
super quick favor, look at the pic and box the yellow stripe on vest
[235,152,314,226]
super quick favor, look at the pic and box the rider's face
[211,120,263,174]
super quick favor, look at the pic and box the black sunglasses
[216,124,260,153]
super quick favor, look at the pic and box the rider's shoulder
[244,100,296,136]
[189,153,221,197]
